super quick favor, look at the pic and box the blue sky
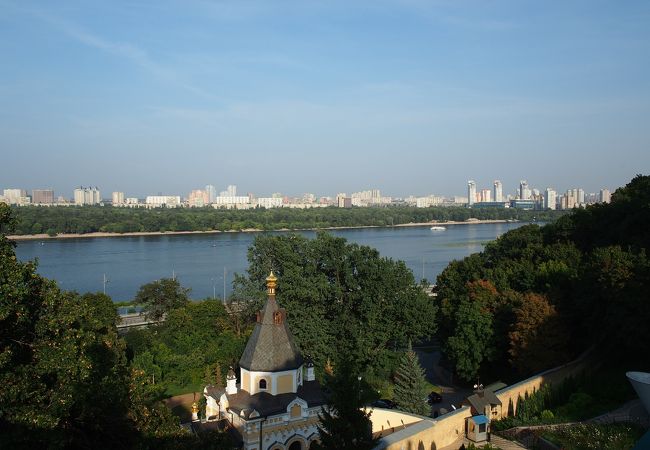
[1,0,649,198]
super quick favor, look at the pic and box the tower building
[519,180,531,200]
[493,180,503,203]
[467,180,476,206]
[203,273,324,450]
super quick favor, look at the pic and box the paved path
[414,347,472,417]
[490,435,528,450]
[588,398,650,427]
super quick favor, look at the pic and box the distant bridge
[117,312,162,333]
[116,299,255,334]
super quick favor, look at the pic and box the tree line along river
[14,222,527,301]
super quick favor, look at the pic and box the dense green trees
[436,175,650,383]
[393,345,430,416]
[8,203,564,236]
[1,203,134,448]
[125,299,248,396]
[0,203,233,449]
[135,278,191,322]
[314,359,377,450]
[233,232,436,379]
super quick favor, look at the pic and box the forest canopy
[8,204,563,236]
[436,175,650,382]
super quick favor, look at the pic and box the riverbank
[8,219,517,241]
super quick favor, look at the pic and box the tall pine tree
[393,345,430,416]
[314,359,376,450]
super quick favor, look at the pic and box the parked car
[427,391,443,405]
[370,399,397,409]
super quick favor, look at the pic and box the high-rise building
[544,188,557,210]
[32,189,54,204]
[112,191,125,205]
[145,195,181,207]
[205,185,216,203]
[74,187,101,205]
[564,189,577,209]
[220,184,238,197]
[600,189,611,203]
[188,189,209,207]
[577,189,585,205]
[467,180,477,206]
[493,180,503,202]
[479,189,491,203]
[3,189,27,205]
[519,180,531,200]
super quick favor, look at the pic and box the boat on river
[430,226,446,231]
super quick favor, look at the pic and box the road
[414,346,472,417]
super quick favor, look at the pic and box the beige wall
[494,352,590,419]
[242,371,250,393]
[277,374,293,394]
[369,408,425,434]
[255,375,271,394]
[377,407,469,450]
[376,351,592,450]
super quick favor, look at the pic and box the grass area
[540,423,645,450]
[164,382,205,398]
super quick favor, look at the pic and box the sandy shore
[7,219,516,241]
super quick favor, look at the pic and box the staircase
[489,435,528,450]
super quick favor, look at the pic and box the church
[203,272,325,450]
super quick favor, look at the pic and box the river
[14,222,527,301]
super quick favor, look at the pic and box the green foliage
[436,175,650,382]
[235,232,436,376]
[136,278,191,322]
[393,346,430,416]
[0,204,234,448]
[493,368,637,431]
[444,296,494,381]
[313,359,377,450]
[125,299,247,397]
[0,203,135,448]
[541,423,645,450]
[8,203,565,236]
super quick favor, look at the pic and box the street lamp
[357,376,362,403]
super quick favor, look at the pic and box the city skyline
[2,177,618,203]
[1,1,649,196]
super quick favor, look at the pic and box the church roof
[224,380,325,419]
[238,273,303,372]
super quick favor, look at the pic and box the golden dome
[266,271,278,294]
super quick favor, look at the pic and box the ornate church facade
[203,273,325,450]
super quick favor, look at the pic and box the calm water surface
[14,223,526,301]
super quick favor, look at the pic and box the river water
[14,222,526,301]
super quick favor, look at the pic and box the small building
[465,387,503,420]
[466,414,489,443]
[203,273,325,450]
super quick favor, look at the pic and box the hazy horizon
[1,1,649,197]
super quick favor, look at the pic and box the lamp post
[102,273,109,295]
[358,376,362,403]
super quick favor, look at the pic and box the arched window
[259,379,267,390]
